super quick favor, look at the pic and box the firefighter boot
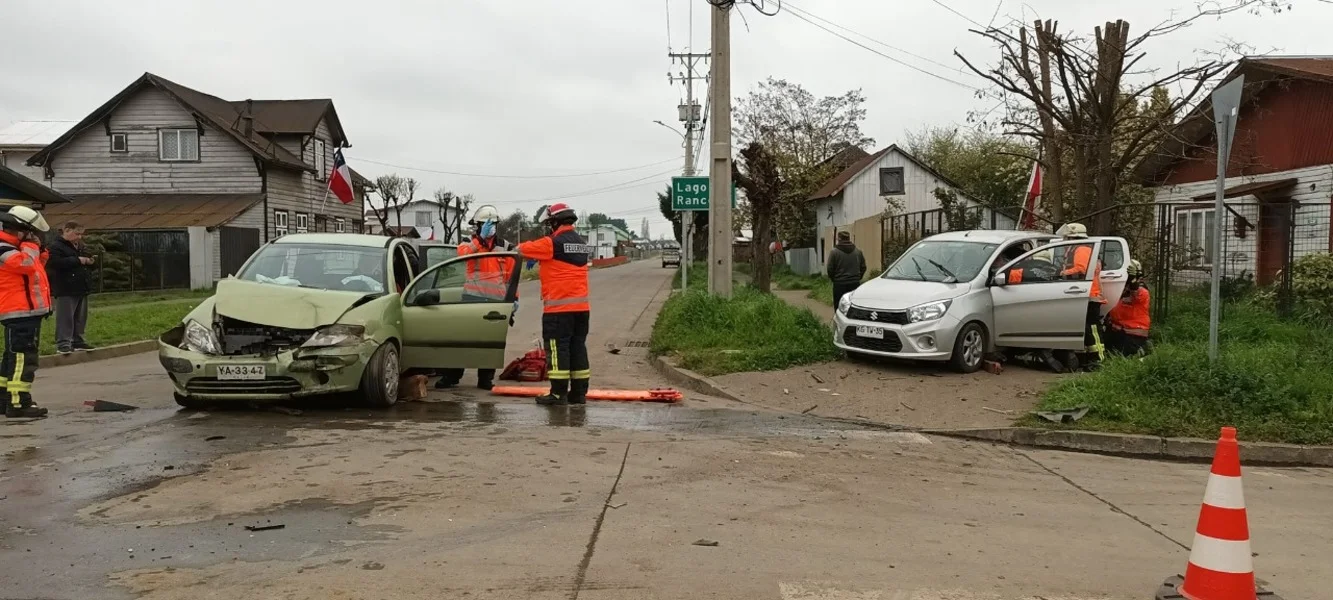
[476,369,496,391]
[6,404,48,419]
[536,379,569,406]
[568,379,589,405]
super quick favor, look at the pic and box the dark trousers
[438,367,495,386]
[2,316,42,408]
[832,283,858,310]
[543,311,590,400]
[1105,329,1149,357]
[1084,302,1106,360]
[55,295,89,351]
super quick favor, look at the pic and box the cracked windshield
[2,0,1330,599]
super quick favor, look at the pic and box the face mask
[480,222,496,239]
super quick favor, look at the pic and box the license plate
[855,326,885,339]
[216,365,266,380]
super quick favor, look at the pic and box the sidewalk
[775,289,833,321]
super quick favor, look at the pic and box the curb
[922,427,1333,468]
[39,340,157,369]
[650,354,1333,467]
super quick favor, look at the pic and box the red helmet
[538,203,577,223]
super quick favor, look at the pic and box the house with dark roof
[24,72,372,289]
[1136,56,1333,288]
[806,144,1016,271]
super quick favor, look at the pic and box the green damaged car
[158,233,520,408]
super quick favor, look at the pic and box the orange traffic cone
[1157,427,1271,600]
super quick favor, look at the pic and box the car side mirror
[992,272,1007,287]
[410,288,441,306]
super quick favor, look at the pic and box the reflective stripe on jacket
[0,232,52,321]
[1108,285,1151,337]
[457,237,514,300]
[517,225,591,313]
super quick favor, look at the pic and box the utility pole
[668,50,708,291]
[707,2,733,297]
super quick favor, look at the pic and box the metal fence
[83,230,192,293]
[881,206,1016,266]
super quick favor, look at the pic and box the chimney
[241,99,254,137]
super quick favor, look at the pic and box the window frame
[313,138,328,181]
[1175,207,1216,269]
[996,239,1101,286]
[334,217,346,233]
[878,167,906,196]
[274,210,290,237]
[158,128,200,162]
[295,212,310,234]
[110,132,129,153]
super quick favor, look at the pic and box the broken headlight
[183,319,221,355]
[301,324,365,349]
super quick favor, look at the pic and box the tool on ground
[1156,427,1282,600]
[84,400,137,412]
[499,348,548,382]
[490,386,683,403]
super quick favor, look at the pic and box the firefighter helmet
[536,203,577,225]
[471,204,501,224]
[1057,222,1089,239]
[3,206,49,234]
[1127,259,1143,278]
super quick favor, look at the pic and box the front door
[399,252,522,369]
[991,239,1104,350]
[1257,203,1291,286]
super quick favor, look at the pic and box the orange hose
[490,386,683,403]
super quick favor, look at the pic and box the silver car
[833,230,1131,373]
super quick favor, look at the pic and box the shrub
[1290,253,1333,322]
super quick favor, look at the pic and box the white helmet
[1057,222,1088,239]
[5,206,49,233]
[470,204,500,224]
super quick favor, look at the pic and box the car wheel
[174,393,208,410]
[949,322,987,374]
[361,342,401,408]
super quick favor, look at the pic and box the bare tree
[370,174,407,235]
[733,142,782,294]
[433,188,473,243]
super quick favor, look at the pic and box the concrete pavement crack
[570,441,632,600]
[1016,450,1191,552]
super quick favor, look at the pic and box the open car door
[989,238,1104,351]
[1093,236,1131,316]
[399,252,522,369]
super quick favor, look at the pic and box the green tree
[733,142,782,293]
[905,127,1035,218]
[587,212,630,233]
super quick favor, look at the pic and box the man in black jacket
[826,230,866,309]
[46,221,96,354]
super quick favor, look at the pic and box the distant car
[662,247,681,268]
[834,230,1131,373]
[158,233,520,408]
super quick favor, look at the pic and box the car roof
[271,233,393,248]
[924,230,1054,244]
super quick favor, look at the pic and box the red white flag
[328,148,355,205]
[1017,161,1042,230]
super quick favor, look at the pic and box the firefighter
[517,203,591,406]
[1056,222,1106,363]
[436,204,515,391]
[0,206,53,419]
[1105,259,1151,356]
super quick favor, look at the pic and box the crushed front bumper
[158,340,377,401]
[832,309,962,362]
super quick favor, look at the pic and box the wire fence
[881,206,1016,266]
[83,230,192,293]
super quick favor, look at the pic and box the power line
[491,167,681,205]
[350,156,684,179]
[930,0,987,28]
[782,1,980,78]
[782,7,979,90]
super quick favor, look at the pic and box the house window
[878,167,905,195]
[159,129,199,161]
[1175,208,1216,268]
[110,133,128,153]
[414,211,433,227]
[295,212,310,233]
[274,210,290,237]
[313,139,327,181]
[352,219,364,233]
[334,217,346,233]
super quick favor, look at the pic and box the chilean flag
[328,148,355,205]
[1017,161,1042,230]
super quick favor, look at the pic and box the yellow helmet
[1057,222,1088,239]
[5,206,49,233]
[1128,259,1143,278]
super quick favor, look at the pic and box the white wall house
[574,223,621,260]
[807,144,1016,270]
[364,198,465,243]
[0,120,77,185]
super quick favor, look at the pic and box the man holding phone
[47,221,96,354]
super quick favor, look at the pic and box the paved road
[2,259,1329,600]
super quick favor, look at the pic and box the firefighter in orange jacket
[518,203,591,406]
[1057,223,1106,362]
[1105,260,1151,356]
[0,206,53,419]
[436,204,515,391]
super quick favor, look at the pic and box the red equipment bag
[499,348,547,382]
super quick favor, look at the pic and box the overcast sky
[4,0,1333,239]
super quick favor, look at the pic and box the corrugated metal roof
[0,121,78,148]
[1246,57,1333,83]
[807,148,891,201]
[42,194,262,229]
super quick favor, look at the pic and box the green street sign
[671,176,738,211]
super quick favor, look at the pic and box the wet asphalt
[0,399,898,600]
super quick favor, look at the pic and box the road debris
[810,373,825,384]
[899,401,916,411]
[692,539,720,547]
[204,436,226,442]
[1034,406,1091,424]
[801,405,818,414]
[606,502,627,509]
[361,562,385,570]
[982,407,1015,416]
[84,400,137,412]
[244,524,286,532]
[983,360,1004,375]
